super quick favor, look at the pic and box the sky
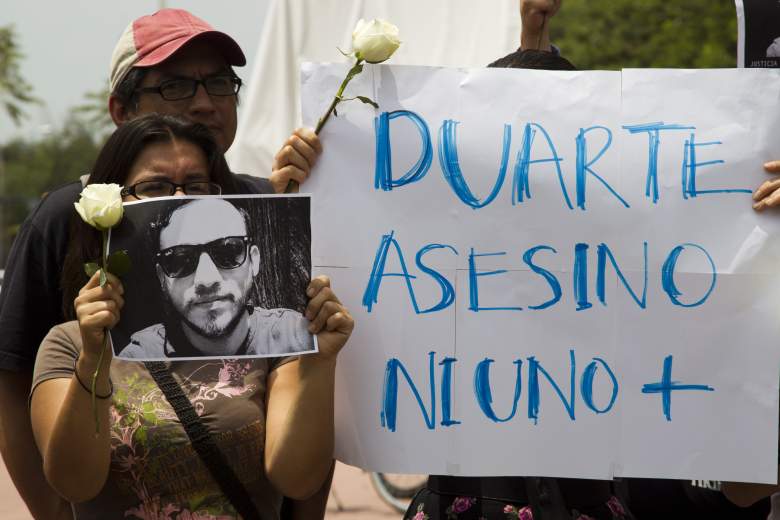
[1,0,272,142]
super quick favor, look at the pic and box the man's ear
[249,245,260,277]
[108,95,134,127]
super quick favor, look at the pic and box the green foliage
[1,114,104,266]
[2,115,101,198]
[551,0,737,69]
[72,86,114,140]
[0,24,38,125]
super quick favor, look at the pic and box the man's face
[131,40,238,152]
[156,199,260,340]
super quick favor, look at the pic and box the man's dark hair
[488,49,577,71]
[61,114,239,318]
[112,67,149,112]
[147,198,192,257]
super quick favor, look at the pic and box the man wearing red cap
[0,9,322,519]
[106,9,318,189]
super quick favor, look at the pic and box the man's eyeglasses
[156,236,250,278]
[121,180,222,200]
[135,74,242,101]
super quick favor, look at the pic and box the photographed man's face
[156,199,260,338]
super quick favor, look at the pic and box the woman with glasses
[29,114,353,519]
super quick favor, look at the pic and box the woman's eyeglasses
[121,180,222,200]
[156,236,250,278]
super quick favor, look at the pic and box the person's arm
[30,272,123,503]
[264,276,353,499]
[752,160,780,210]
[519,0,561,51]
[282,463,336,520]
[0,371,72,519]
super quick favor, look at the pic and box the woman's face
[122,138,211,202]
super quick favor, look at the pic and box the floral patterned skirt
[404,487,631,520]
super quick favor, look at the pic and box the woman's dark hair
[61,113,238,318]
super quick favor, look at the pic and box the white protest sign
[302,63,780,482]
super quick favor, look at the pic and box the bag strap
[524,477,571,520]
[144,361,263,520]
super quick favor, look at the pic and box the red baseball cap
[109,9,246,93]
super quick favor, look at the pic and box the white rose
[74,183,124,230]
[352,18,400,63]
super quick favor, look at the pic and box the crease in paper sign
[446,269,461,476]
[312,262,350,269]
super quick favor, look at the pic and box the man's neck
[181,312,251,356]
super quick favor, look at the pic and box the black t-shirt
[0,174,274,372]
[626,478,770,519]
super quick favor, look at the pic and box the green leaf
[356,95,379,109]
[345,62,364,84]
[107,250,132,277]
[99,269,107,287]
[84,262,100,278]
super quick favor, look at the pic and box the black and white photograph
[109,194,316,360]
[737,0,780,67]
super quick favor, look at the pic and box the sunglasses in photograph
[156,236,250,278]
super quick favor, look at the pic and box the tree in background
[0,25,37,125]
[1,114,102,266]
[551,0,737,69]
[0,23,39,270]
[72,86,114,139]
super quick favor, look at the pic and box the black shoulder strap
[144,361,263,520]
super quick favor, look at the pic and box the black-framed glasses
[135,74,242,101]
[121,180,222,200]
[156,236,250,278]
